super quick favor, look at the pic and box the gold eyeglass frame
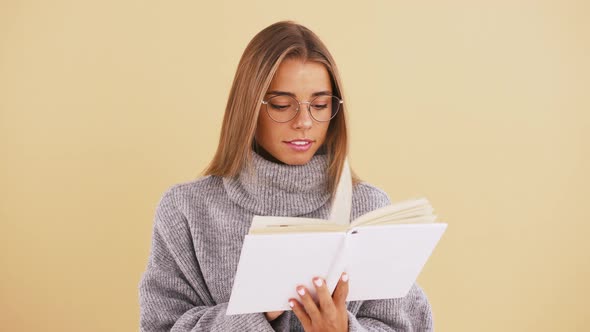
[261,94,343,123]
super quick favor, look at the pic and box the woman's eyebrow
[266,90,332,97]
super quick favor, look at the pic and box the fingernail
[297,287,306,296]
[289,300,295,308]
[342,273,349,282]
[313,278,323,287]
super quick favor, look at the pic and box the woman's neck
[252,141,286,164]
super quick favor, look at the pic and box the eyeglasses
[261,94,343,123]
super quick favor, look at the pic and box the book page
[350,198,434,228]
[249,224,349,234]
[328,158,352,225]
[249,216,325,231]
[358,215,437,226]
[227,232,345,314]
[249,216,348,234]
[344,223,447,301]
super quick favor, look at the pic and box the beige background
[1,1,589,331]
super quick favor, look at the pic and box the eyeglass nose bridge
[295,100,313,113]
[261,95,343,123]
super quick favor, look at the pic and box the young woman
[139,20,433,331]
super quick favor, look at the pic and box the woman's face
[255,58,332,165]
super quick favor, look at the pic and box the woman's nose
[292,104,313,129]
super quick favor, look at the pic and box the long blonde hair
[203,20,360,195]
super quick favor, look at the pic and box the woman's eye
[270,104,290,110]
[312,104,328,110]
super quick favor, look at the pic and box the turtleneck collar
[222,151,331,216]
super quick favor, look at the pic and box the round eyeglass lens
[265,95,299,122]
[309,95,341,122]
[265,95,342,122]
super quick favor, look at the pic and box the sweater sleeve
[347,283,434,331]
[138,187,276,332]
[346,183,435,331]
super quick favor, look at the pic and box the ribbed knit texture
[138,152,434,331]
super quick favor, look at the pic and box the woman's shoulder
[352,181,391,205]
[156,175,224,210]
[165,175,223,194]
[351,181,392,219]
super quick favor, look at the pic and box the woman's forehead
[268,62,331,98]
[272,59,329,80]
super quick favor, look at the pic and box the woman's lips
[284,139,314,152]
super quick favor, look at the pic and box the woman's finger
[312,276,336,316]
[296,285,321,321]
[289,298,311,329]
[332,272,350,308]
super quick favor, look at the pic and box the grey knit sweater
[138,151,434,331]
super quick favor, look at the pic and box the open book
[226,160,447,315]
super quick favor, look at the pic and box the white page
[350,198,432,227]
[345,223,447,301]
[226,232,345,315]
[328,159,352,225]
[249,216,326,230]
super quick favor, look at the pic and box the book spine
[324,228,356,294]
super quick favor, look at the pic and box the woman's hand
[289,272,349,332]
[264,310,284,321]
